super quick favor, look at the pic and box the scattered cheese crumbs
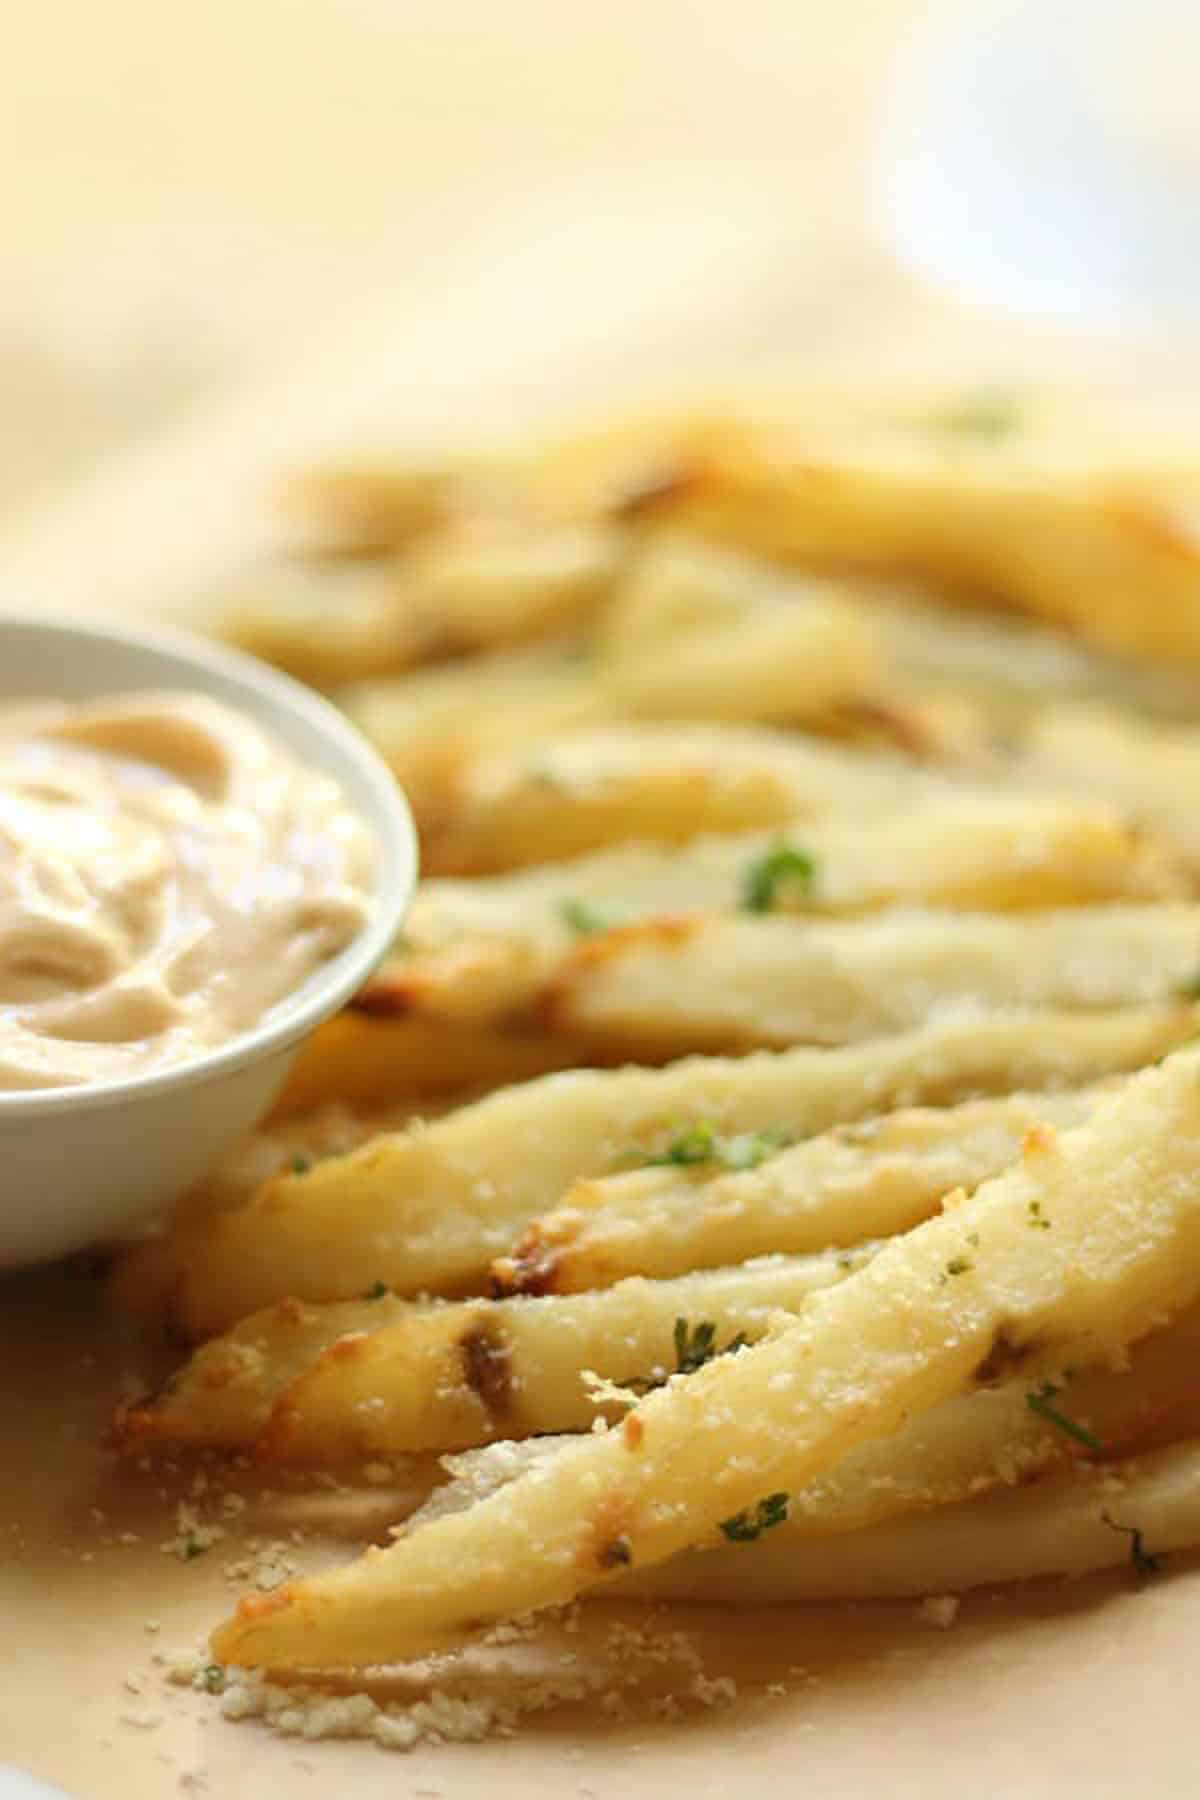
[120,1708,164,1730]
[214,1615,716,1750]
[689,1674,738,1708]
[220,1493,248,1518]
[918,1594,960,1629]
[161,1501,226,1561]
[362,1461,394,1486]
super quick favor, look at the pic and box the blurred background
[4,0,1200,588]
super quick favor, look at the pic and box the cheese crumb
[917,1594,960,1629]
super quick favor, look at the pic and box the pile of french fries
[112,390,1200,1680]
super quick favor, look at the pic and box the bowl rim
[0,610,418,1116]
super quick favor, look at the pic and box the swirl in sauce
[0,692,374,1090]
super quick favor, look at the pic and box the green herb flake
[719,1492,790,1543]
[741,843,817,914]
[1101,1512,1163,1580]
[1026,1382,1104,1452]
[182,1536,206,1562]
[943,1255,973,1278]
[290,1154,312,1176]
[647,1122,719,1167]
[1177,971,1200,1001]
[201,1664,226,1695]
[559,897,615,937]
[931,391,1022,442]
[364,1280,390,1301]
[645,1122,791,1171]
[1027,1199,1052,1231]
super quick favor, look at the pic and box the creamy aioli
[0,692,374,1090]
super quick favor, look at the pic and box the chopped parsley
[182,1535,207,1562]
[719,1492,790,1542]
[1177,970,1200,1001]
[364,1280,390,1301]
[559,897,615,936]
[741,843,817,913]
[1101,1512,1163,1580]
[1027,1199,1052,1231]
[290,1154,312,1176]
[627,1316,749,1395]
[930,390,1022,442]
[201,1664,227,1695]
[1025,1382,1104,1452]
[943,1254,973,1279]
[645,1122,791,1171]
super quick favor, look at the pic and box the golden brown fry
[414,1300,1200,1547]
[620,1437,1200,1604]
[426,722,885,876]
[113,1001,1195,1340]
[546,906,1200,1059]
[341,641,609,838]
[210,1047,1200,1669]
[221,557,425,688]
[369,802,1180,1031]
[121,1252,864,1458]
[648,409,1200,668]
[492,1088,1096,1294]
[273,1011,585,1117]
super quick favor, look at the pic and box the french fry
[273,461,465,552]
[620,1437,1200,1604]
[413,1300,1200,1544]
[395,521,624,652]
[273,1011,585,1116]
[491,1088,1096,1293]
[599,535,879,722]
[547,906,1200,1059]
[366,803,1181,1031]
[877,594,1200,724]
[119,1251,867,1457]
[341,641,609,837]
[1015,702,1200,880]
[426,722,899,876]
[112,1006,1196,1337]
[211,1046,1200,1669]
[221,556,426,689]
[268,1282,1200,1478]
[649,409,1200,669]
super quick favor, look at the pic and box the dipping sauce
[0,692,374,1090]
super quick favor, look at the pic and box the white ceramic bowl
[0,613,417,1267]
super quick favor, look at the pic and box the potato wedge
[620,1438,1200,1604]
[120,1251,866,1457]
[547,906,1200,1058]
[113,1006,1195,1337]
[368,804,1180,1031]
[492,1088,1096,1293]
[211,1046,1200,1669]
